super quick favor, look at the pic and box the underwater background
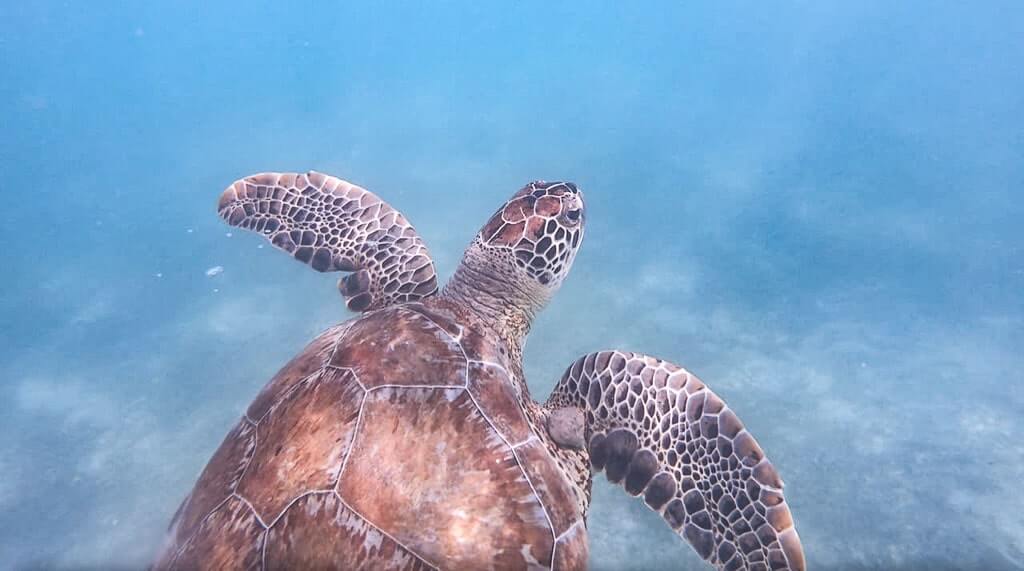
[2,1,1022,569]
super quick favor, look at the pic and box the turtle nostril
[566,209,581,222]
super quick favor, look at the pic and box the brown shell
[154,300,587,570]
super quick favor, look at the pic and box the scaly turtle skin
[154,173,805,570]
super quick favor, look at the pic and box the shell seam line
[465,388,559,559]
[332,490,441,571]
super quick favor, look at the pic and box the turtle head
[478,181,586,288]
[443,181,586,338]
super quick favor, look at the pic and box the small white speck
[213,288,220,293]
[186,228,194,234]
[225,232,233,238]
[155,273,163,278]
[205,265,224,277]
[256,244,264,249]
[860,362,868,368]
[95,220,103,226]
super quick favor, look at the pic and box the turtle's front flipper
[546,351,805,571]
[218,172,438,312]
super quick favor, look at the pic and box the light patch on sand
[16,377,118,427]
[196,287,289,340]
[816,396,859,423]
[636,261,700,299]
[68,292,116,326]
[959,406,1014,440]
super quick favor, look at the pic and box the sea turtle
[154,172,805,570]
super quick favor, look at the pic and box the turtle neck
[439,239,551,361]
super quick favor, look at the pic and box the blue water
[2,2,1022,569]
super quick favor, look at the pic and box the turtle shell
[154,300,587,570]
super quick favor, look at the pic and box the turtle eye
[563,208,582,225]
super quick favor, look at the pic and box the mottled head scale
[477,181,585,288]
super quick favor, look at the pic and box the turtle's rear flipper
[545,351,806,571]
[218,171,438,312]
